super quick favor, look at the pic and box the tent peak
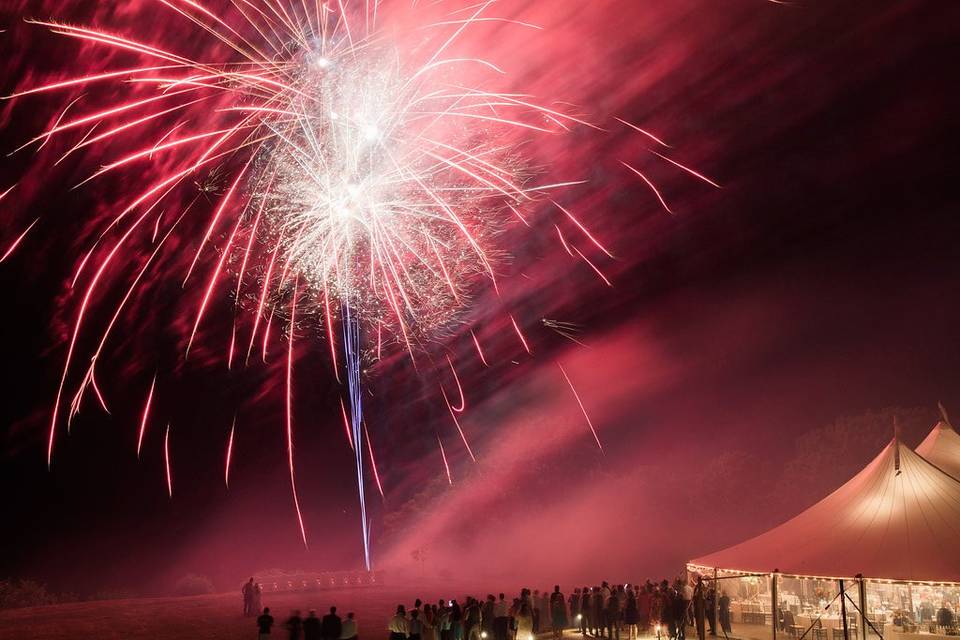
[939,401,952,428]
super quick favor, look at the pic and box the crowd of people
[246,579,733,640]
[379,581,730,640]
[253,603,359,640]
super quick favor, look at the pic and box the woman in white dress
[515,603,534,640]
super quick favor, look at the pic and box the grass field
[0,585,453,640]
[0,584,704,640]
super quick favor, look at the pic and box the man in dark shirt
[322,606,343,640]
[304,610,322,640]
[258,607,275,639]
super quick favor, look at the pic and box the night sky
[1,0,958,595]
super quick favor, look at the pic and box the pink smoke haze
[0,0,956,596]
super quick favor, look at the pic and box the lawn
[0,584,446,640]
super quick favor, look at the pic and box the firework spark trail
[441,385,476,462]
[225,418,235,488]
[339,397,356,451]
[470,330,489,367]
[647,149,722,189]
[572,245,613,287]
[137,374,157,458]
[0,217,39,263]
[509,314,532,354]
[363,419,384,499]
[557,362,602,451]
[614,117,671,148]
[620,161,673,215]
[437,433,453,485]
[445,355,465,412]
[286,280,309,549]
[164,423,173,497]
[542,318,588,348]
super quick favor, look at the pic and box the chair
[812,620,828,640]
[782,610,798,637]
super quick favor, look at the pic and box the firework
[3,0,717,569]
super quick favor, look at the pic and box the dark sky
[0,0,958,594]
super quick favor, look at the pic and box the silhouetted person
[682,582,694,629]
[705,590,716,636]
[437,600,451,640]
[483,595,496,638]
[341,612,358,640]
[494,593,509,640]
[390,604,410,640]
[305,610,322,640]
[605,592,621,640]
[449,600,463,640]
[592,588,605,637]
[551,586,567,640]
[693,580,706,640]
[323,606,343,640]
[253,582,263,614]
[718,593,731,635]
[937,604,955,629]
[532,590,541,635]
[287,610,304,640]
[410,609,423,640]
[465,598,482,640]
[673,588,688,640]
[570,589,582,634]
[579,588,590,636]
[243,578,255,616]
[258,607,275,639]
[624,591,639,640]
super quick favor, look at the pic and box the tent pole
[907,583,914,622]
[771,572,779,640]
[713,568,719,637]
[857,577,867,640]
[696,577,706,640]
[839,580,849,640]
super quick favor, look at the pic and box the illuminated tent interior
[688,439,960,640]
[916,419,960,480]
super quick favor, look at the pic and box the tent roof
[689,440,960,583]
[916,420,960,481]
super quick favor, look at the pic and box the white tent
[916,419,960,481]
[689,439,960,583]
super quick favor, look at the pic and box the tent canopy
[690,440,960,583]
[916,420,960,481]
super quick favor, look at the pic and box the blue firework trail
[342,304,371,570]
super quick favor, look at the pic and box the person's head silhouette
[331,606,337,614]
[264,608,271,615]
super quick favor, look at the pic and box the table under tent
[687,437,960,640]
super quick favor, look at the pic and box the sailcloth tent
[689,439,960,583]
[916,419,960,480]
